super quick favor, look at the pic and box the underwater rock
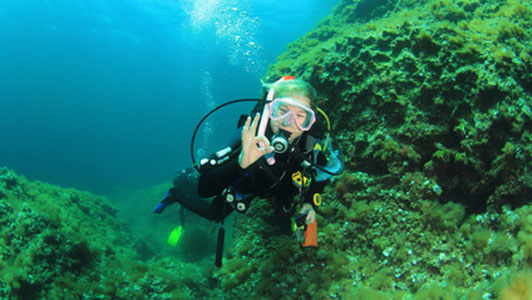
[0,167,211,299]
[210,0,532,298]
[269,0,532,211]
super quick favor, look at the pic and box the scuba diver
[154,76,344,267]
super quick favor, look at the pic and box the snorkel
[257,79,276,165]
[258,75,296,165]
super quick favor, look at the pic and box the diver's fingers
[249,113,260,135]
[261,136,273,153]
[306,209,316,225]
[255,135,274,153]
[242,116,252,139]
[245,116,252,132]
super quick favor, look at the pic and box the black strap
[215,203,226,267]
[258,157,286,189]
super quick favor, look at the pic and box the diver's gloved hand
[153,187,181,214]
[239,113,274,169]
[299,203,316,225]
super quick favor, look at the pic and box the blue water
[0,0,339,194]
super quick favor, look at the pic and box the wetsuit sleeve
[197,156,247,198]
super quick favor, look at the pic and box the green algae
[0,167,212,299]
[210,0,532,298]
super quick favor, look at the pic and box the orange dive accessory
[303,220,318,247]
[292,212,318,248]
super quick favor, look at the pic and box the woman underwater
[154,76,343,264]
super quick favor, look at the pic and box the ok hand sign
[238,113,274,169]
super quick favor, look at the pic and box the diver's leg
[272,198,295,235]
[178,194,233,223]
[154,167,233,222]
[271,186,298,235]
[276,206,294,235]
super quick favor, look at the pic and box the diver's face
[270,95,312,143]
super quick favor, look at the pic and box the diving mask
[268,98,316,131]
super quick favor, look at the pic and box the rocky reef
[211,0,532,299]
[0,167,216,299]
[275,0,532,211]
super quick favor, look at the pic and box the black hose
[190,99,262,172]
[215,226,225,268]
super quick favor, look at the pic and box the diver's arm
[298,179,327,225]
[198,113,270,197]
[198,156,247,198]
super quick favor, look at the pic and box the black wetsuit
[175,132,328,234]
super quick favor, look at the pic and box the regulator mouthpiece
[271,130,290,153]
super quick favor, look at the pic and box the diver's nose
[282,116,293,127]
